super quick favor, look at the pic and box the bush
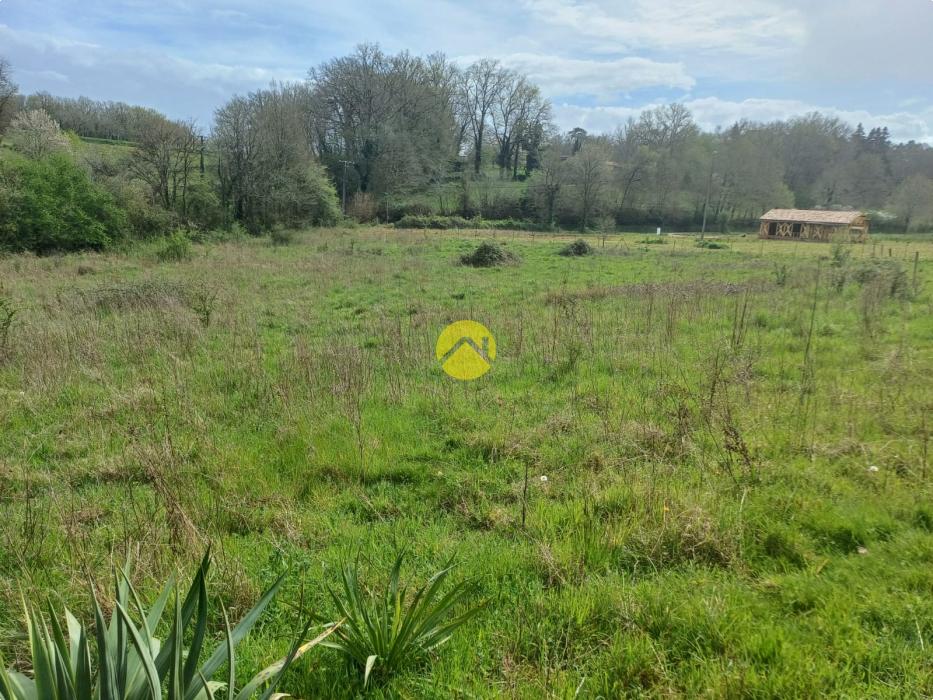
[852,259,911,300]
[270,227,296,246]
[395,215,548,232]
[348,192,379,223]
[396,214,470,230]
[156,231,193,262]
[460,241,519,267]
[278,161,341,228]
[696,239,729,250]
[185,177,224,231]
[559,239,594,257]
[0,154,126,254]
[128,201,177,239]
[773,263,789,287]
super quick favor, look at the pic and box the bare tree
[215,83,339,231]
[131,117,200,215]
[0,58,18,142]
[461,59,508,174]
[492,75,550,179]
[570,142,611,229]
[628,104,698,224]
[533,137,570,226]
[308,45,457,195]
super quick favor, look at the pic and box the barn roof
[760,209,865,225]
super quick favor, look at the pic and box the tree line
[1,45,932,254]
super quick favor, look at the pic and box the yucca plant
[322,553,484,687]
[0,550,337,699]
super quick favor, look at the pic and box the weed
[0,290,15,359]
[186,283,220,328]
[830,242,851,268]
[773,263,788,286]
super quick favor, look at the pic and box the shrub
[156,231,193,262]
[185,177,224,231]
[460,242,519,267]
[559,239,594,257]
[830,242,851,268]
[0,154,126,254]
[127,199,177,239]
[0,550,335,699]
[394,215,547,232]
[270,228,296,246]
[348,192,378,223]
[396,215,470,230]
[695,239,728,250]
[279,161,340,228]
[852,259,910,300]
[322,553,483,687]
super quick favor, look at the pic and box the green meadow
[1,229,931,698]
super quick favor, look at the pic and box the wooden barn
[759,209,870,243]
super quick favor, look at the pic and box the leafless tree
[492,74,551,179]
[131,117,200,215]
[0,58,18,142]
[461,59,509,174]
[532,136,570,226]
[308,44,457,194]
[570,142,611,229]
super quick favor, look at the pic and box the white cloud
[520,0,806,57]
[496,53,694,98]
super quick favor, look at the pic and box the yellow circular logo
[435,320,496,380]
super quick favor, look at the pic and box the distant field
[1,229,932,697]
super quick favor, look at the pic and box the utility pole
[199,135,205,175]
[339,160,354,214]
[700,149,717,240]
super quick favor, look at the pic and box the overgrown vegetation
[0,154,126,253]
[1,229,929,696]
[0,551,335,699]
[395,215,545,232]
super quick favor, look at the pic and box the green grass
[1,229,932,697]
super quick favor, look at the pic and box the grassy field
[1,229,932,698]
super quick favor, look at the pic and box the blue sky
[2,0,932,142]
